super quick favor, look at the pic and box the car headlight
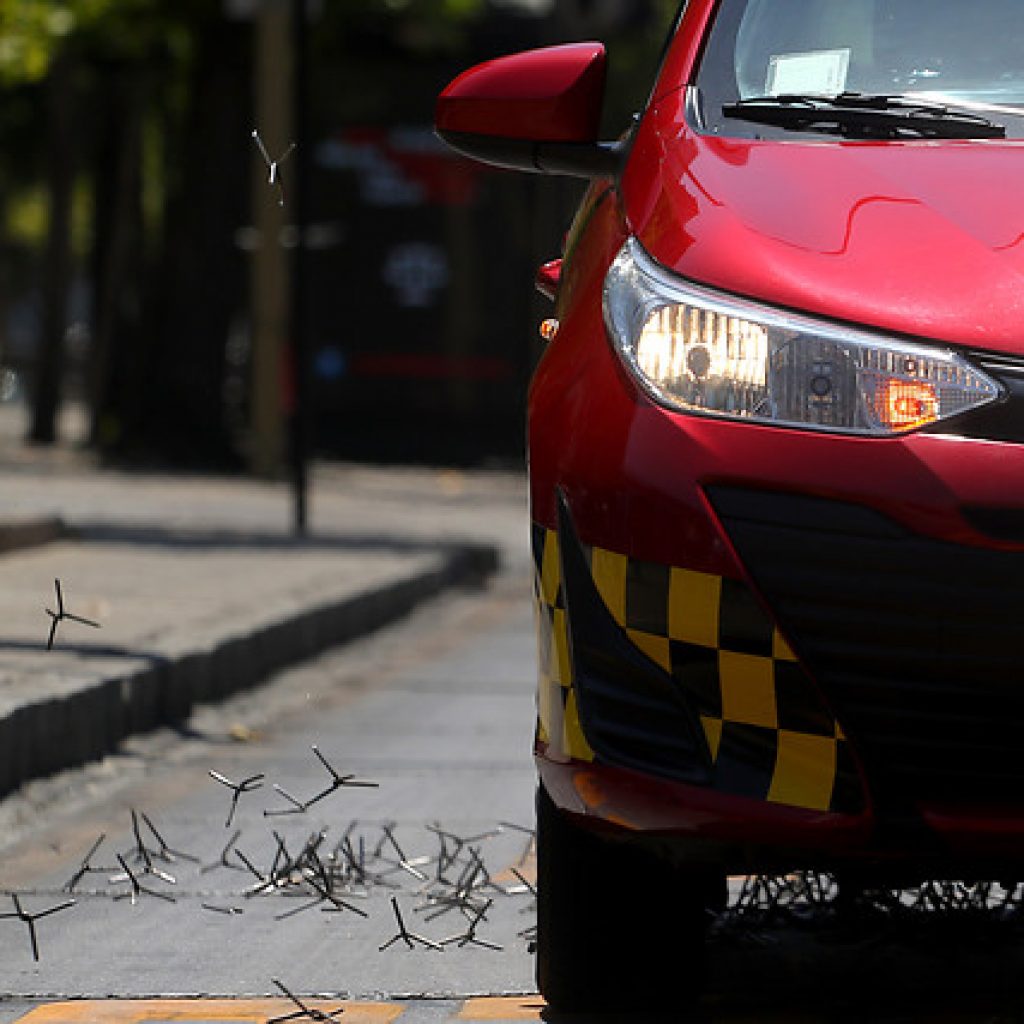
[603,238,1001,435]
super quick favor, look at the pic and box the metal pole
[290,0,311,535]
[250,0,290,477]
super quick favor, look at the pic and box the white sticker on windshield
[766,49,851,97]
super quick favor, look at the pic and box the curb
[0,516,67,554]
[0,542,498,797]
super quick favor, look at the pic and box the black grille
[708,486,1024,809]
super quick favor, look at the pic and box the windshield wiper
[722,92,1006,139]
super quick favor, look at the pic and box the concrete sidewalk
[0,448,526,797]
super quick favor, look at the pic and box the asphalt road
[5,567,1024,1023]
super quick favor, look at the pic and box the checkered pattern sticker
[533,526,595,765]
[532,522,861,814]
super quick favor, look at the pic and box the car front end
[438,0,1024,1004]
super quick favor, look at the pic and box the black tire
[535,784,722,1012]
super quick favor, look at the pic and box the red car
[438,0,1024,1008]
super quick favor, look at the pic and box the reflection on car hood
[624,93,1024,355]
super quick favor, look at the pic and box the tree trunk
[88,60,146,450]
[29,50,76,445]
[146,19,249,466]
[115,16,251,467]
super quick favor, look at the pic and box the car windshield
[695,0,1024,137]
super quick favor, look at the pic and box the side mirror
[435,42,621,179]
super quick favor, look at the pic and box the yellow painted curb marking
[16,1000,403,1023]
[456,997,546,1020]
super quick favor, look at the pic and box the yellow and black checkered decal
[531,523,862,814]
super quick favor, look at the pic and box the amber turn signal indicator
[875,379,938,430]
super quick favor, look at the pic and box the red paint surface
[537,755,873,856]
[534,259,562,301]
[436,42,607,143]
[622,91,1024,352]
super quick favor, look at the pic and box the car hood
[622,92,1024,355]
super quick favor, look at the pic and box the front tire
[535,784,721,1011]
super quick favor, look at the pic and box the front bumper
[534,486,1024,870]
[535,494,862,810]
[533,496,871,868]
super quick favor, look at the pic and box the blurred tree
[0,0,173,446]
[0,2,145,442]
[30,45,74,444]
[129,12,250,466]
[0,2,77,443]
[75,2,247,465]
[0,0,242,459]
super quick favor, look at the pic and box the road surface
[3,567,1024,1022]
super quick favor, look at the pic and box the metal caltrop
[267,978,346,1024]
[0,893,75,961]
[45,578,100,650]
[252,129,296,208]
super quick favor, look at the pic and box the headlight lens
[603,238,1001,435]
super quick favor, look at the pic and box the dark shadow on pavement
[536,920,1024,1021]
[0,639,171,661]
[72,520,477,557]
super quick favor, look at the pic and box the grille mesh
[709,486,1024,807]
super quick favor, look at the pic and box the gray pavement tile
[0,460,520,797]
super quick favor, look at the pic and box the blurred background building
[0,0,678,470]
